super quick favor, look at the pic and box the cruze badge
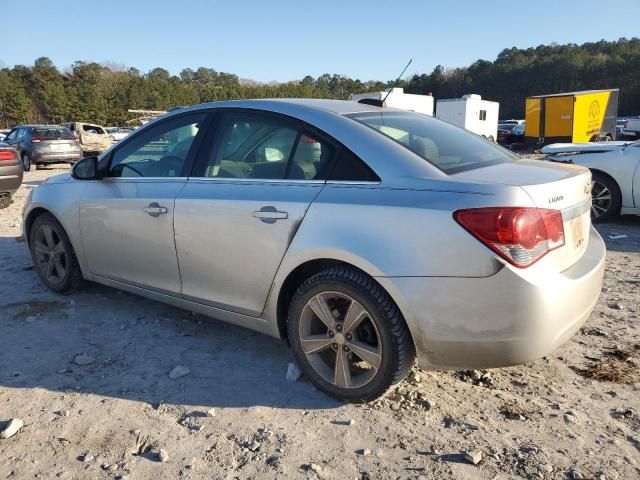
[548,195,564,204]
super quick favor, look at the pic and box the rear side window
[329,148,380,182]
[201,112,334,180]
[82,124,106,135]
[347,111,516,174]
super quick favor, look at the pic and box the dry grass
[3,300,67,321]
[572,345,640,385]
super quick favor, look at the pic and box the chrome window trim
[185,177,327,185]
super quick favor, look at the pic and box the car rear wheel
[29,213,85,293]
[591,172,621,223]
[288,266,415,402]
[21,152,31,172]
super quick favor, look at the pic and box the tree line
[0,38,638,128]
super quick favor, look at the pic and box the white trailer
[349,88,434,116]
[436,94,500,141]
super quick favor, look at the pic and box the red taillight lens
[0,150,16,161]
[454,207,565,268]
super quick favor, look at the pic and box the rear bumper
[33,151,83,163]
[378,227,606,370]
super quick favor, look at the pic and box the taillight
[31,136,44,143]
[0,150,16,161]
[454,207,565,268]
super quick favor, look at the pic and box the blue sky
[4,0,638,82]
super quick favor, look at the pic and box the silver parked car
[23,100,606,402]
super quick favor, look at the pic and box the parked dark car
[4,125,83,171]
[497,123,517,146]
[0,143,23,209]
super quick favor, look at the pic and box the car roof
[184,98,384,116]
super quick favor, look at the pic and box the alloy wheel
[298,291,382,389]
[591,180,612,220]
[33,225,67,285]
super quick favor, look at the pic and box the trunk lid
[452,158,593,271]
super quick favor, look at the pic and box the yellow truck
[525,89,618,148]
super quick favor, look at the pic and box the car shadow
[0,234,339,411]
[595,215,640,254]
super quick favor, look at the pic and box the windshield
[346,111,516,174]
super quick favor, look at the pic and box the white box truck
[349,88,434,116]
[436,94,500,141]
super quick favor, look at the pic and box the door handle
[144,202,168,217]
[253,206,288,222]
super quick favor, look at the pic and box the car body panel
[378,226,605,369]
[78,178,186,294]
[175,178,324,316]
[23,99,606,372]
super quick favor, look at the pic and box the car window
[5,129,17,141]
[347,111,517,174]
[287,132,334,180]
[329,148,380,182]
[32,127,74,139]
[203,112,335,180]
[108,113,206,178]
[82,124,107,135]
[204,112,298,179]
[16,128,26,140]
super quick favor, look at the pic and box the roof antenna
[357,59,413,108]
[382,58,412,105]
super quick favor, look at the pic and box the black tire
[288,266,415,402]
[29,213,85,294]
[591,172,621,223]
[21,152,31,172]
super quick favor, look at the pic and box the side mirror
[71,156,100,180]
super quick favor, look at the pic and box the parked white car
[106,127,134,142]
[542,140,640,221]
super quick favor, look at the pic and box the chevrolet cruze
[22,100,605,401]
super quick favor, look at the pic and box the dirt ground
[1,166,639,480]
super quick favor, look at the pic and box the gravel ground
[1,166,639,480]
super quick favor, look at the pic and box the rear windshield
[33,127,74,139]
[346,111,516,174]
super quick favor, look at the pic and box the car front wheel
[288,266,415,402]
[29,213,85,293]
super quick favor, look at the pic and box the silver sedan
[22,100,606,402]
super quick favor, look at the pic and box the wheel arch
[273,258,418,358]
[24,206,88,277]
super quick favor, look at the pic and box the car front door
[78,112,208,294]
[174,110,335,316]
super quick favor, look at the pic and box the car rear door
[78,112,208,294]
[174,109,334,316]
